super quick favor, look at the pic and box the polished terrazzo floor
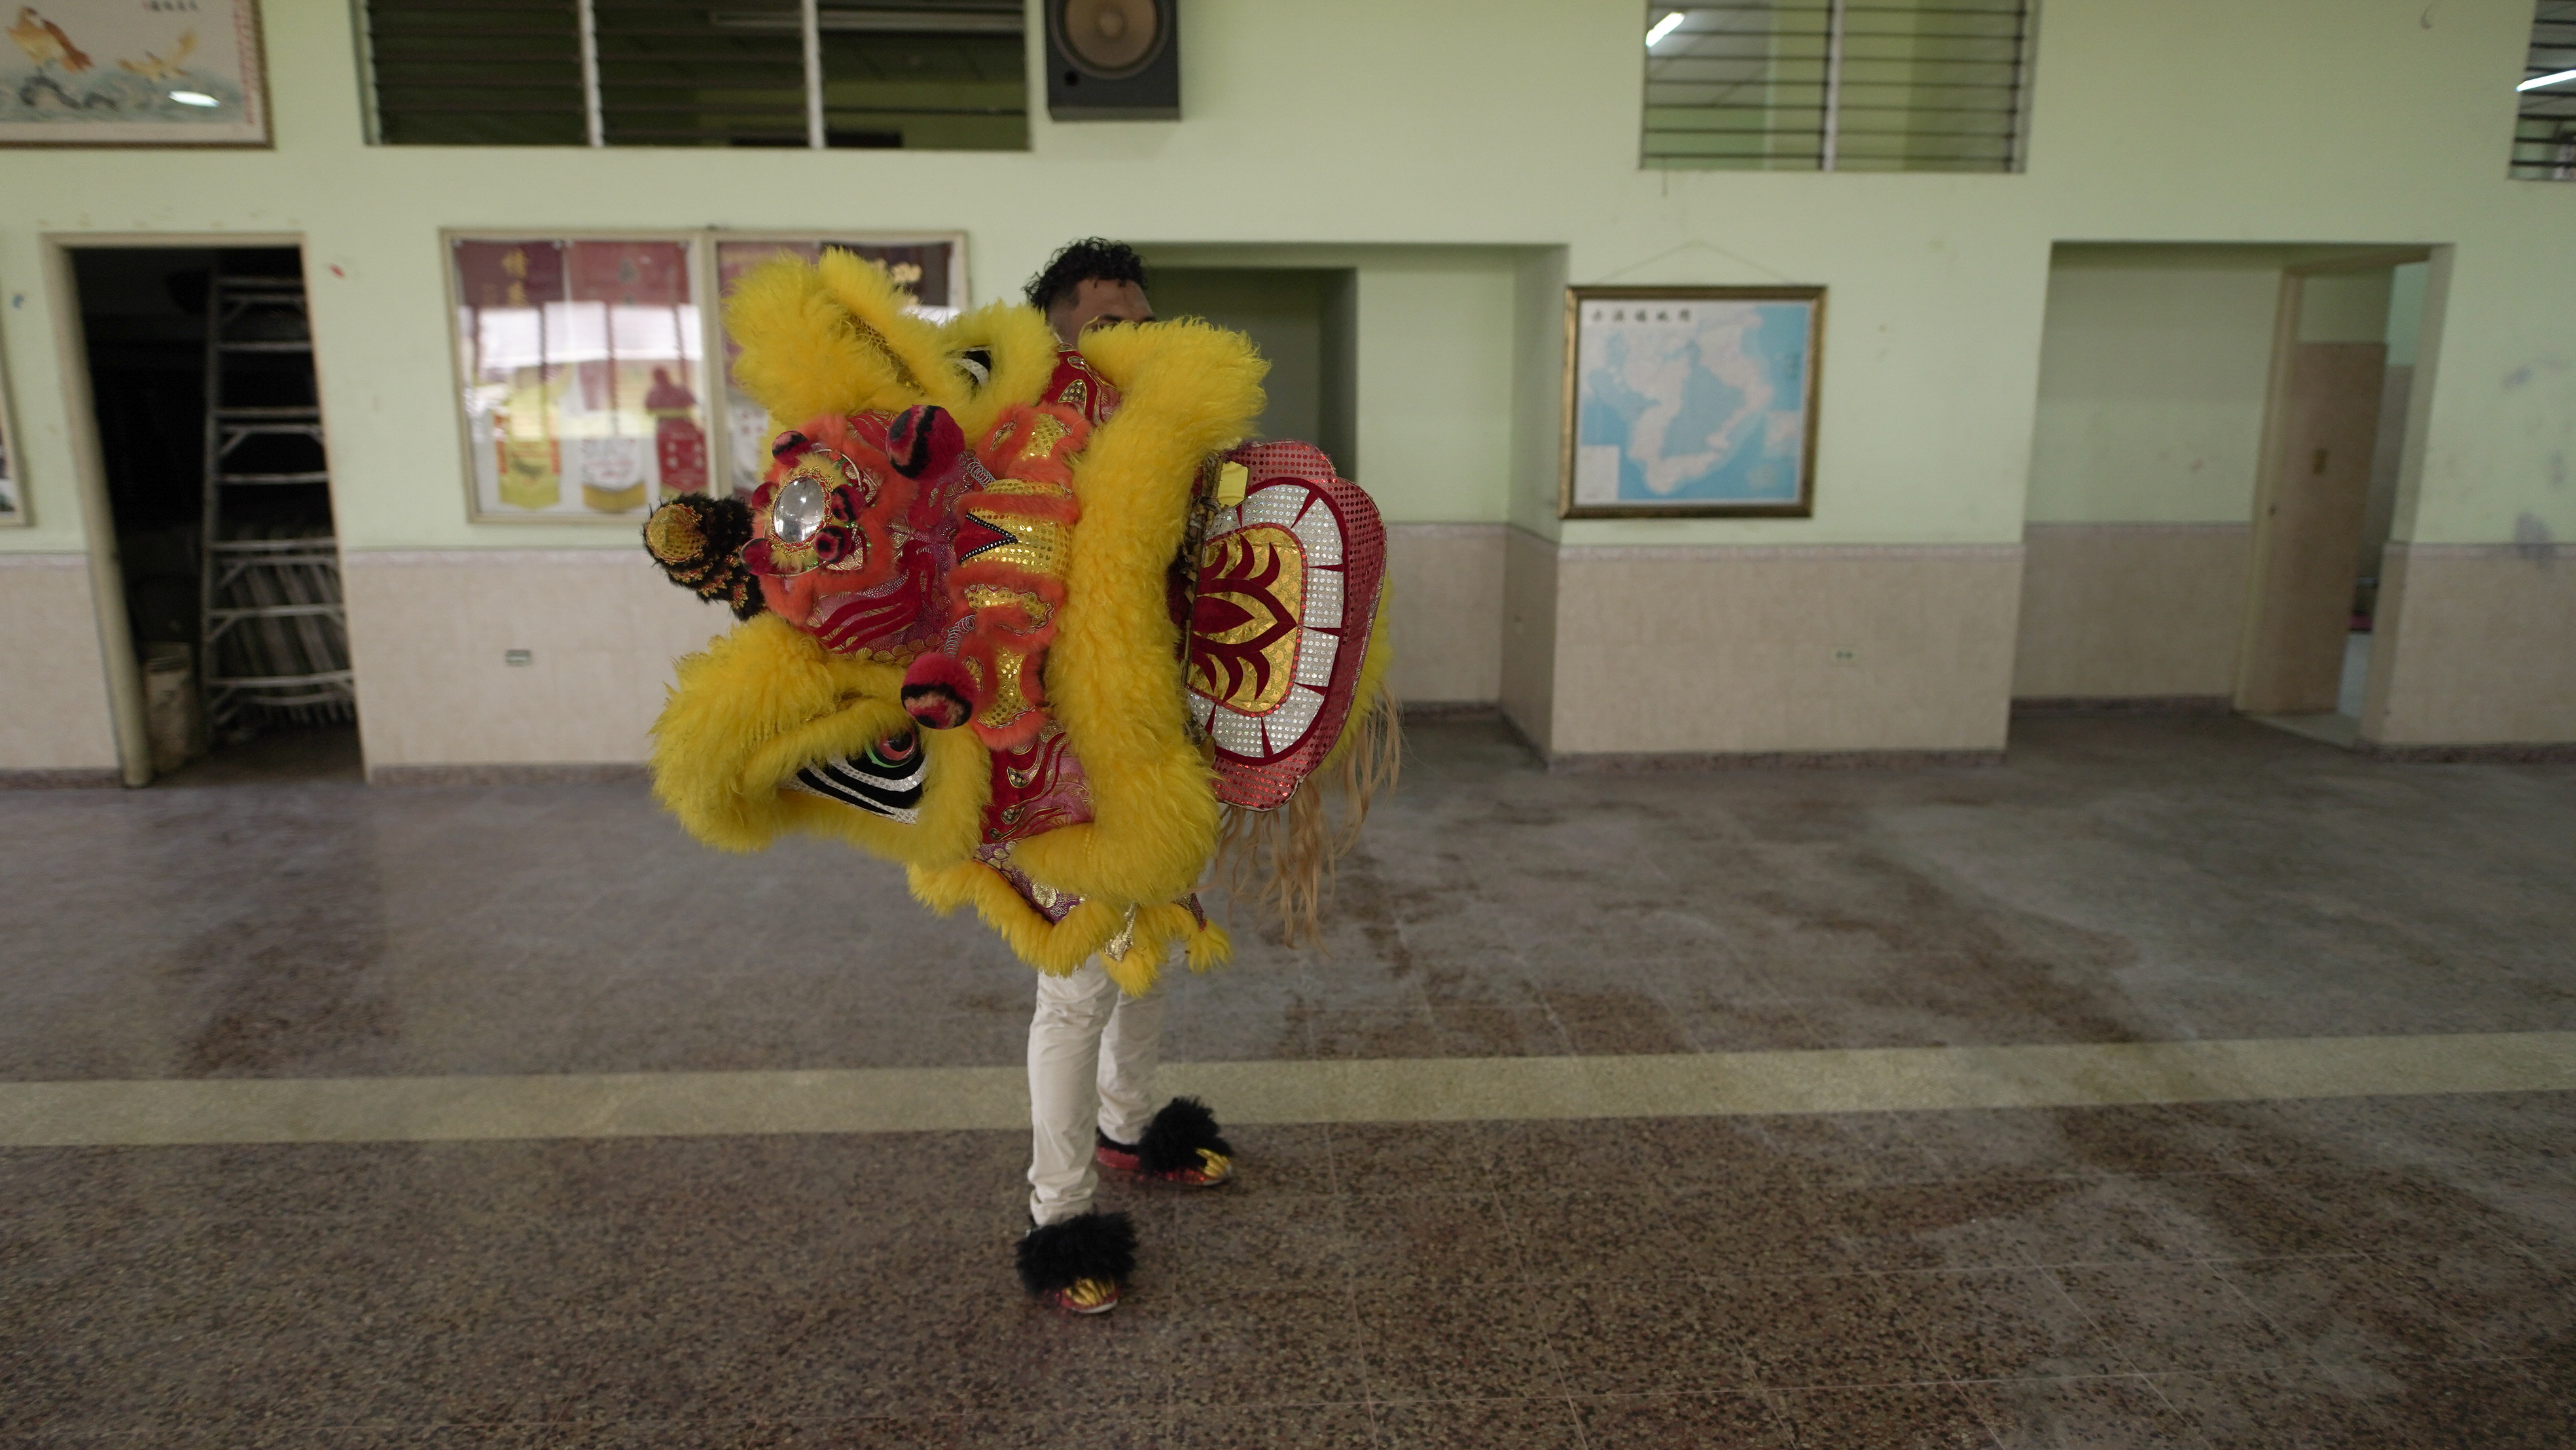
[3,717,2572,1447]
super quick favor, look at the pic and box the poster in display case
[449,235,713,522]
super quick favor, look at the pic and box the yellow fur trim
[937,303,1064,442]
[726,253,952,432]
[651,614,986,866]
[908,861,1234,991]
[1007,321,1269,908]
[813,249,961,412]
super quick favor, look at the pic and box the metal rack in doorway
[197,269,355,731]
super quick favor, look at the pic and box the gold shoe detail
[1053,1277,1120,1314]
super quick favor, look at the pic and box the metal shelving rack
[197,270,355,731]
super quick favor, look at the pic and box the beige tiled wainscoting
[1507,535,2024,764]
[2012,522,2250,709]
[0,554,120,781]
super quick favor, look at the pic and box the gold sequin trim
[643,504,706,563]
[964,513,1073,580]
[1100,904,1140,963]
[979,648,1033,729]
[963,583,1052,629]
[974,478,1077,500]
[1016,413,1071,461]
[850,319,925,395]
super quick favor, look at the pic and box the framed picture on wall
[712,234,967,497]
[446,233,716,523]
[0,0,270,146]
[1560,285,1824,519]
[0,343,21,524]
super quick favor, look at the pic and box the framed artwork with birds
[1,0,266,145]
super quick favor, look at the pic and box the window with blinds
[2515,2,2576,180]
[359,0,1027,149]
[1641,1,2034,172]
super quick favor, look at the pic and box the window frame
[355,0,1028,150]
[1638,0,2043,175]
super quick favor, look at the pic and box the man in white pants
[1009,240,1237,1318]
[1021,959,1233,1311]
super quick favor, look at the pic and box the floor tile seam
[1741,1370,1988,1392]
[2115,1369,2226,1450]
[2018,1260,2200,1383]
[2335,1255,2555,1363]
[1559,1387,1599,1450]
[2011,1247,2382,1270]
[2043,1264,2330,1381]
[1982,1260,2168,1383]
[2127,1368,2412,1428]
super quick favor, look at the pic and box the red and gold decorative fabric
[1042,346,1121,426]
[647,251,1382,984]
[1185,442,1389,811]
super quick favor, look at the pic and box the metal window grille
[357,0,1026,149]
[1641,0,2034,172]
[2514,1,2576,181]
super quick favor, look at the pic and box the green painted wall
[2388,262,2429,368]
[1139,245,1520,525]
[2300,271,2396,344]
[2028,247,2439,529]
[1141,268,1338,458]
[2024,249,2284,525]
[1,0,2569,559]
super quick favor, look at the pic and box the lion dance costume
[642,252,1397,1309]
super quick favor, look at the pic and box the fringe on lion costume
[643,251,1397,992]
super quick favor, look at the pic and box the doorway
[1140,267,1358,474]
[2238,255,2429,747]
[66,244,358,785]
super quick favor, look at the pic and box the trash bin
[143,643,204,777]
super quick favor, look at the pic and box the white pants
[1027,959,1166,1226]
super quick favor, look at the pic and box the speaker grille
[1054,0,1165,79]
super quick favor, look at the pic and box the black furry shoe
[1016,1210,1137,1315]
[1096,1097,1236,1188]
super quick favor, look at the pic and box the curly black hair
[1024,238,1147,314]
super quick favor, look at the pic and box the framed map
[1561,285,1823,519]
[0,0,268,147]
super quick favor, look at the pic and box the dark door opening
[1141,267,1358,475]
[71,246,358,784]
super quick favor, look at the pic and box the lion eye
[773,477,829,544]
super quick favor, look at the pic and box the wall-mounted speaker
[1045,0,1179,120]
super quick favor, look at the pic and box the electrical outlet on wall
[1829,646,1860,667]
